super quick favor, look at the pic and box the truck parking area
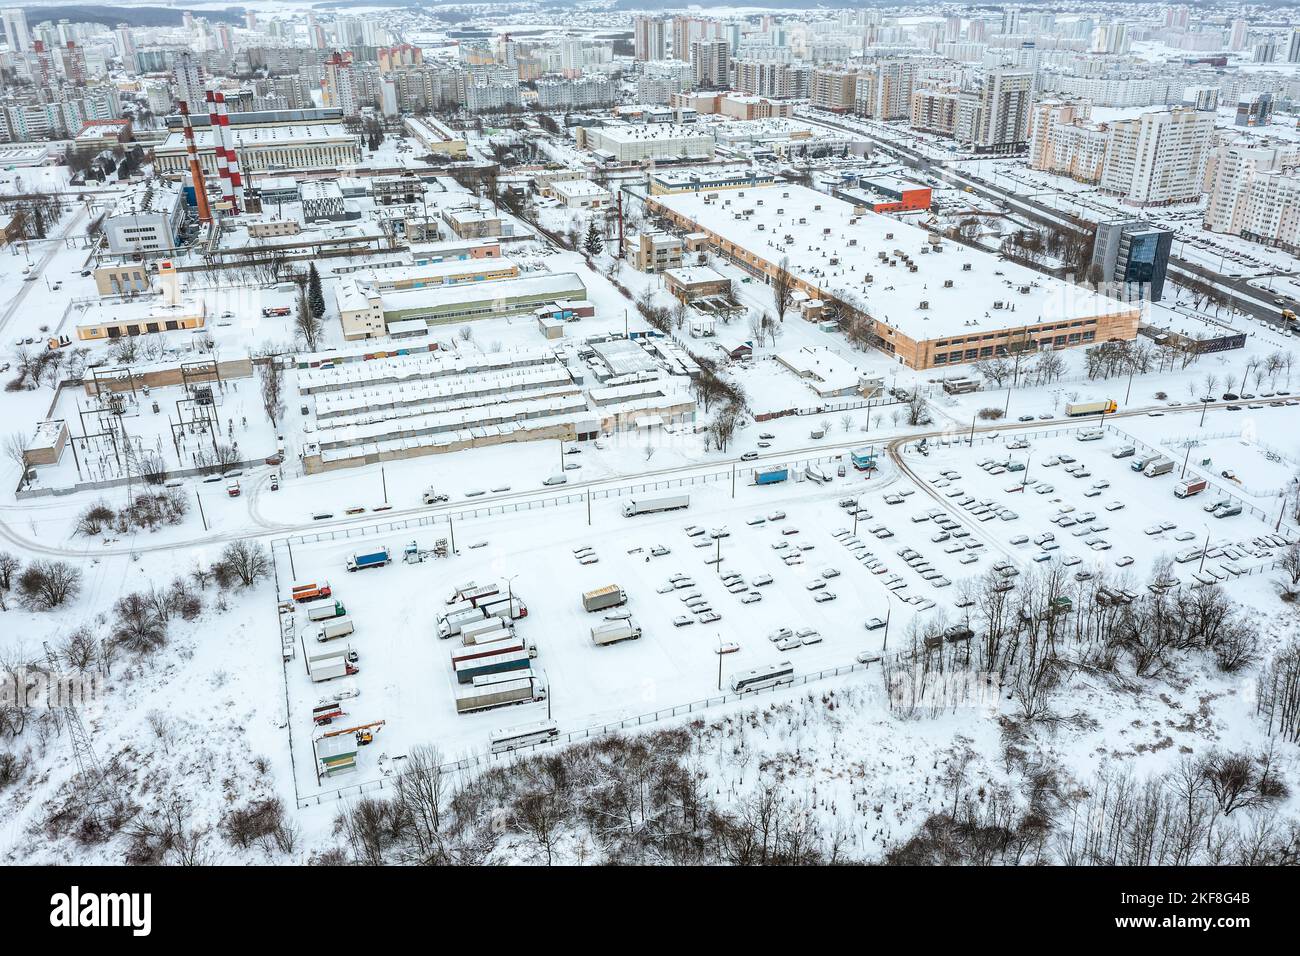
[277,415,1297,800]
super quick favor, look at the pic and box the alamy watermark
[0,667,106,711]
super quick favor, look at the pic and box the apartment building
[810,69,858,113]
[634,17,667,61]
[1099,107,1215,205]
[854,58,917,120]
[1203,140,1300,253]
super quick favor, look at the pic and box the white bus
[490,720,560,754]
[730,661,796,694]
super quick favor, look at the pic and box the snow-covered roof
[652,184,1132,341]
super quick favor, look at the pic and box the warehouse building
[101,179,184,255]
[647,184,1138,370]
[153,122,362,176]
[575,123,714,163]
[336,272,588,340]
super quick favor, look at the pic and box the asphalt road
[795,109,1295,328]
[0,396,1259,560]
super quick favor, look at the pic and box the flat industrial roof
[159,124,354,151]
[652,184,1131,341]
[380,272,587,312]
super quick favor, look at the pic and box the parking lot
[277,417,1297,796]
[899,424,1295,588]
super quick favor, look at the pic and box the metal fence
[1103,422,1293,531]
[295,658,879,809]
[273,451,866,550]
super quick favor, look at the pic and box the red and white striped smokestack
[220,98,245,214]
[205,90,232,212]
[179,100,212,224]
[214,91,241,214]
[213,90,240,214]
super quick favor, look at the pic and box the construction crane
[319,719,386,746]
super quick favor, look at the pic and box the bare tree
[217,541,269,588]
[17,560,82,609]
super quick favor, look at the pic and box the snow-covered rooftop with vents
[652,184,1133,341]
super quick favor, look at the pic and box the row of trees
[329,729,848,866]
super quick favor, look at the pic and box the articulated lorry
[1175,477,1208,498]
[346,546,392,572]
[582,584,627,613]
[1065,399,1117,417]
[454,673,546,714]
[591,620,642,646]
[622,494,690,518]
[306,598,346,621]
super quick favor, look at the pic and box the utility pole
[44,641,119,819]
[381,465,388,504]
[1180,443,1192,479]
[195,488,208,530]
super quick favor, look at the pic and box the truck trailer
[591,620,642,646]
[306,598,346,621]
[346,546,392,572]
[451,636,534,666]
[622,494,690,518]
[1065,400,1117,417]
[753,466,789,486]
[453,648,531,685]
[481,597,528,621]
[455,673,546,714]
[582,584,627,613]
[438,606,486,639]
[460,617,512,644]
[1175,477,1208,498]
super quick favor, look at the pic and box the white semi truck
[622,494,690,518]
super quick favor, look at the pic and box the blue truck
[851,447,877,471]
[753,466,789,486]
[346,545,392,572]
